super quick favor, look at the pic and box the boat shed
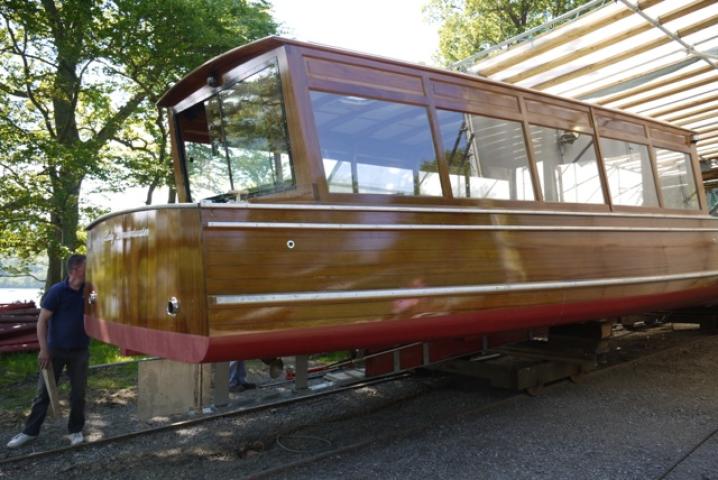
[454,0,718,168]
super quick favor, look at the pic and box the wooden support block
[41,365,60,417]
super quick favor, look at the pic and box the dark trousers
[23,348,88,436]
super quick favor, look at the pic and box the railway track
[1,324,710,479]
[0,369,413,468]
[242,327,714,480]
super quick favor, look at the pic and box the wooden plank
[304,56,424,96]
[662,100,718,123]
[478,0,663,77]
[674,110,718,127]
[610,73,718,111]
[596,65,713,106]
[504,0,716,85]
[41,365,60,418]
[431,79,520,113]
[596,112,646,140]
[532,13,718,91]
[524,99,591,128]
[651,93,718,118]
[650,127,690,148]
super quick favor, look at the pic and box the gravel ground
[1,325,715,480]
[284,331,718,480]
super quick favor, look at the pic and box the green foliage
[424,0,593,65]
[0,0,278,287]
[0,340,139,411]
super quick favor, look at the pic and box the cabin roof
[158,35,695,135]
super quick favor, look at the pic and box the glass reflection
[600,138,659,207]
[529,125,604,204]
[184,59,294,202]
[310,92,442,196]
[437,110,534,201]
[654,148,698,210]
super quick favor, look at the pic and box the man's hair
[66,254,86,272]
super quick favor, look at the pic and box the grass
[0,341,141,411]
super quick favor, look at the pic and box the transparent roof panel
[466,0,718,159]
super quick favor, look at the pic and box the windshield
[183,59,294,202]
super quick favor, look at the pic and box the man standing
[6,254,90,448]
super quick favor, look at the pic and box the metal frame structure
[459,0,718,162]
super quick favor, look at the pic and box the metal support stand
[294,355,309,392]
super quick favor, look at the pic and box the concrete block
[138,360,230,420]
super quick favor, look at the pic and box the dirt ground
[1,324,715,480]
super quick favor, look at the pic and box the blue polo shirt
[41,279,89,350]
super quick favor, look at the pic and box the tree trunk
[145,179,158,205]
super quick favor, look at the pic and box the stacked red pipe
[0,302,39,353]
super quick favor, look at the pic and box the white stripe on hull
[207,221,718,233]
[208,202,715,221]
[210,269,718,306]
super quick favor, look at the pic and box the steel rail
[0,370,411,467]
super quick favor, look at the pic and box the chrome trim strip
[206,202,714,221]
[211,270,718,305]
[86,204,199,230]
[207,221,718,232]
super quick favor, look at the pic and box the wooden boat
[84,37,718,363]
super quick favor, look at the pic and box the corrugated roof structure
[456,0,718,164]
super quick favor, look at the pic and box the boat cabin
[162,36,704,214]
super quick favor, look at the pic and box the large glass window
[310,92,442,196]
[183,60,294,202]
[437,110,534,201]
[654,148,699,210]
[600,138,659,207]
[529,125,604,204]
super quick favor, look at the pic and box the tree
[424,0,592,65]
[0,0,277,289]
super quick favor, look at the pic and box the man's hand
[38,349,51,369]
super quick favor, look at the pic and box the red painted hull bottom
[85,285,718,363]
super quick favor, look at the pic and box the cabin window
[600,138,659,207]
[653,148,699,210]
[310,92,442,196]
[183,60,294,201]
[529,125,604,204]
[436,110,534,201]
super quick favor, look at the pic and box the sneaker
[269,358,284,379]
[68,432,84,446]
[240,382,257,390]
[6,433,36,449]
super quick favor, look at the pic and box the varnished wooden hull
[85,204,718,362]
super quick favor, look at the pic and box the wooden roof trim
[531,13,718,91]
[158,36,694,137]
[476,0,662,77]
[501,0,715,85]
